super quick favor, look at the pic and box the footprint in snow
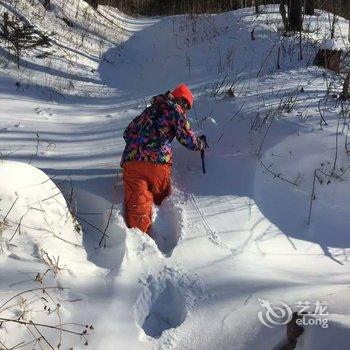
[134,268,206,340]
[14,123,24,128]
[149,198,184,257]
[34,107,54,118]
[141,279,186,338]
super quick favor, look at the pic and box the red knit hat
[171,84,194,109]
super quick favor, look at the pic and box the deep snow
[0,1,350,349]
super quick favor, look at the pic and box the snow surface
[320,38,341,50]
[0,1,350,349]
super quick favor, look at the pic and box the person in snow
[120,83,207,233]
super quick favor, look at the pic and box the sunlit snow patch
[0,161,98,276]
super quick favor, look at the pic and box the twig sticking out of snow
[98,169,120,248]
[317,98,329,129]
[307,163,350,225]
[0,286,93,348]
[3,195,19,222]
[307,169,317,225]
[256,116,298,186]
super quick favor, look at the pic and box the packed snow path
[0,1,350,349]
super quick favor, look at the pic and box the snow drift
[0,161,96,275]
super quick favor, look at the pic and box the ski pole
[201,149,206,174]
[199,135,208,174]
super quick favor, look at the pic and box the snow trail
[0,1,350,349]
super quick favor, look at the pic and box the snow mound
[0,161,95,276]
[320,38,341,51]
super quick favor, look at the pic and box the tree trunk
[304,0,314,15]
[331,12,337,39]
[15,48,20,68]
[279,1,288,31]
[3,12,9,37]
[255,0,260,13]
[341,71,350,100]
[289,0,303,31]
[84,0,98,9]
[43,0,50,10]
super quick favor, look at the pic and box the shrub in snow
[0,12,52,68]
[0,161,90,276]
[313,39,342,73]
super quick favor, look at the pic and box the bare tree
[341,72,350,100]
[304,0,315,15]
[279,0,288,31]
[90,0,350,17]
[0,12,52,68]
[43,0,50,10]
[255,0,260,13]
[84,0,99,9]
[289,0,303,31]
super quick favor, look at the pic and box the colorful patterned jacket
[121,92,202,166]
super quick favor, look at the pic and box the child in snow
[121,83,207,233]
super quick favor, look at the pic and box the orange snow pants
[122,161,171,233]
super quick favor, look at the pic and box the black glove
[198,135,209,150]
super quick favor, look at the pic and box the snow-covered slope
[0,1,350,349]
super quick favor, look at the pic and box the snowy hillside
[0,0,350,349]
